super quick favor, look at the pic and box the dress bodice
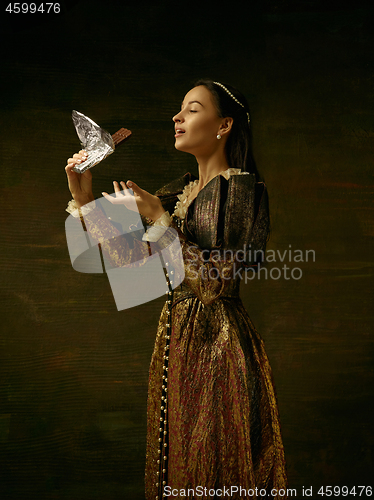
[156,170,269,267]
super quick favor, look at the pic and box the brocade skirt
[145,282,287,500]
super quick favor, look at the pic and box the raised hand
[65,150,95,208]
[102,180,165,222]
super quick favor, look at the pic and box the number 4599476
[318,486,372,496]
[5,3,61,14]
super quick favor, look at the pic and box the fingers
[120,181,133,193]
[74,151,88,160]
[102,192,114,204]
[113,180,122,194]
[108,182,128,201]
[72,151,88,166]
[112,180,135,196]
[66,151,88,168]
[65,163,77,177]
[102,182,138,210]
[126,180,141,195]
[102,190,128,206]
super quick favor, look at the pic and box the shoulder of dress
[155,172,197,197]
[188,173,258,249]
[226,172,267,199]
[223,174,269,252]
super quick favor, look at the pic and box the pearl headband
[213,81,250,124]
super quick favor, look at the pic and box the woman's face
[172,85,224,156]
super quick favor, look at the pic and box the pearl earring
[217,134,221,140]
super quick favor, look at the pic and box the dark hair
[194,78,260,180]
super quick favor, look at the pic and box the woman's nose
[173,111,183,123]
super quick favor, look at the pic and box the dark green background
[0,1,373,499]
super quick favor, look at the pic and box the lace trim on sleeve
[142,211,172,242]
[66,199,96,218]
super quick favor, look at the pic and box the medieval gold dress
[67,168,287,499]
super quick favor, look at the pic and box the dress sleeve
[81,205,238,304]
[80,205,175,270]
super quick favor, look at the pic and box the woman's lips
[175,129,185,138]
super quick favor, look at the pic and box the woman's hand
[102,180,165,222]
[65,150,95,208]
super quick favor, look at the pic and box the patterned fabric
[75,171,287,500]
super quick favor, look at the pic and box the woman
[65,79,287,499]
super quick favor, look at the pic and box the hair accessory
[213,81,250,124]
[217,134,221,140]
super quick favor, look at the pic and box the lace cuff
[142,211,172,242]
[66,199,96,218]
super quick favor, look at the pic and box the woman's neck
[195,150,230,190]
